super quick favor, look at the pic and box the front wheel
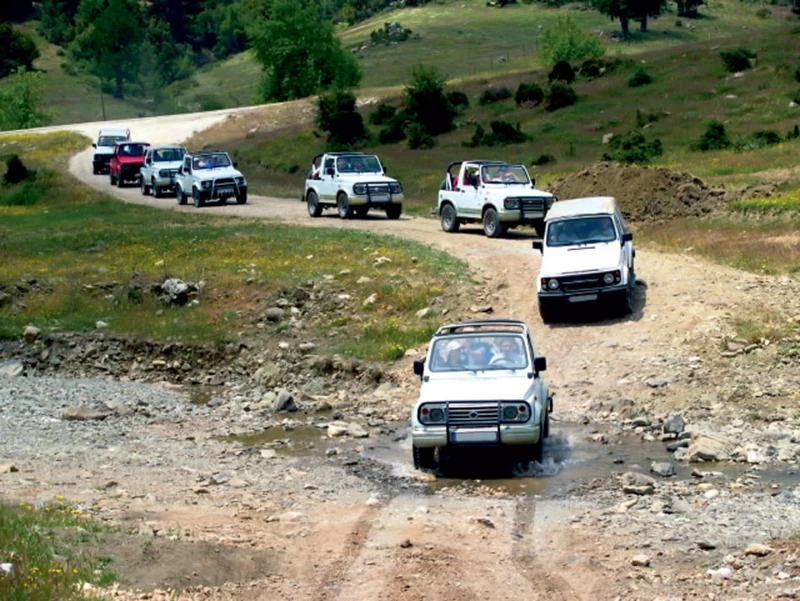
[193,188,204,208]
[152,179,162,198]
[177,186,187,205]
[140,177,149,196]
[413,446,436,471]
[236,190,247,205]
[337,193,353,219]
[307,190,322,217]
[539,302,558,325]
[440,204,460,233]
[109,172,116,186]
[621,284,634,317]
[116,174,124,188]
[483,207,506,238]
[532,219,545,238]
[385,204,402,220]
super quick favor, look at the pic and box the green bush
[531,153,557,166]
[3,154,32,185]
[407,122,436,149]
[316,88,366,148]
[403,65,457,137]
[548,60,575,84]
[692,120,731,151]
[635,109,661,128]
[379,113,407,144]
[720,48,756,72]
[446,90,470,112]
[479,87,512,105]
[755,7,769,18]
[370,103,397,125]
[628,68,653,87]
[579,57,606,78]
[545,82,577,112]
[464,121,529,147]
[515,82,544,107]
[198,95,225,111]
[751,130,782,146]
[601,131,663,164]
[540,16,605,65]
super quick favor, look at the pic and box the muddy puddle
[225,419,800,497]
[186,385,225,406]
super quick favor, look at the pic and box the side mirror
[326,167,335,177]
[92,143,97,148]
[531,178,536,188]
[383,166,388,174]
[622,232,633,243]
[233,161,238,167]
[532,240,543,252]
[533,356,547,373]
[413,360,425,379]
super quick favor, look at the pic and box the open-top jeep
[303,152,403,219]
[411,319,552,471]
[175,150,247,208]
[109,141,150,187]
[437,160,555,238]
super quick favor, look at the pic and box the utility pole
[99,77,106,120]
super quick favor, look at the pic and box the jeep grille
[559,273,605,292]
[447,403,499,426]
[214,178,236,186]
[518,197,549,212]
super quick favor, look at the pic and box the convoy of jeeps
[90,127,639,474]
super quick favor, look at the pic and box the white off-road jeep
[410,319,552,471]
[175,150,247,208]
[532,196,636,323]
[437,160,555,238]
[303,152,403,219]
[139,145,186,198]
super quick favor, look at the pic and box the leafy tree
[249,0,361,102]
[0,69,52,131]
[402,65,457,138]
[675,0,702,17]
[592,0,665,37]
[0,24,40,79]
[38,0,81,45]
[540,16,605,65]
[147,19,194,86]
[316,88,366,148]
[70,0,145,99]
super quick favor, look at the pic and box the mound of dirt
[548,162,728,223]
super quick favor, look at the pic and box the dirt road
[4,111,800,600]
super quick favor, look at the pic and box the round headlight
[353,184,366,195]
[603,272,615,285]
[429,408,445,422]
[547,279,560,290]
[201,181,211,189]
[502,405,519,421]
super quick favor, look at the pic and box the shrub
[532,153,556,166]
[751,130,782,146]
[693,120,731,151]
[635,109,661,128]
[446,90,470,111]
[0,69,51,130]
[515,82,544,107]
[464,121,529,147]
[540,16,605,65]
[720,48,756,73]
[628,68,653,87]
[601,131,663,164]
[787,124,800,140]
[407,122,436,149]
[545,82,577,112]
[548,60,575,84]
[479,87,512,105]
[379,113,407,144]
[579,57,605,79]
[198,95,225,111]
[403,65,457,137]
[316,88,366,148]
[3,155,32,185]
[755,7,769,18]
[370,103,397,125]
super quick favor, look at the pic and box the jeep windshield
[98,136,127,147]
[481,164,530,185]
[429,334,528,372]
[192,153,231,170]
[153,148,185,162]
[547,216,617,247]
[117,144,146,157]
[336,155,382,174]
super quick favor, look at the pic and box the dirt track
[4,108,800,600]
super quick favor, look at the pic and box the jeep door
[142,149,153,180]
[177,156,192,193]
[613,209,634,272]
[457,164,482,219]
[317,157,337,202]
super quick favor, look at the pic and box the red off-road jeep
[109,141,150,188]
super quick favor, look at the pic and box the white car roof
[99,127,129,136]
[545,196,617,221]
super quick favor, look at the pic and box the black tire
[385,204,402,220]
[110,172,116,186]
[116,174,123,188]
[483,207,506,238]
[177,186,187,206]
[621,284,634,316]
[236,190,247,205]
[92,164,98,175]
[152,179,162,198]
[532,219,545,238]
[440,203,460,233]
[193,188,204,208]
[413,446,436,471]
[140,177,149,196]
[337,193,353,219]
[543,405,550,438]
[355,206,369,218]
[307,190,322,217]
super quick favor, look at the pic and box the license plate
[451,430,498,444]
[370,194,389,202]
[216,187,234,197]
[568,294,598,303]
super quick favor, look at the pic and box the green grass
[0,133,468,356]
[0,497,116,601]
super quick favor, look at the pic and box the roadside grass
[0,133,468,357]
[0,497,116,601]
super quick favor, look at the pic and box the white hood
[420,373,534,403]
[540,242,623,277]
[341,173,398,185]
[196,166,244,180]
[94,146,115,156]
[152,161,183,171]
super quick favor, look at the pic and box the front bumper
[538,284,626,308]
[412,424,541,448]
[198,184,247,201]
[497,208,547,222]
[93,154,112,170]
[349,192,403,207]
